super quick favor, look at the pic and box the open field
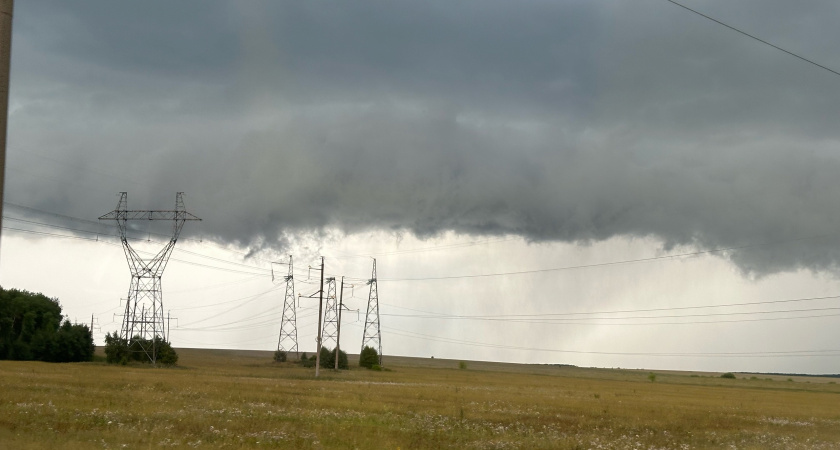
[2,349,840,449]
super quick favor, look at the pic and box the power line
[4,216,109,236]
[4,202,287,276]
[378,234,837,281]
[167,274,266,294]
[375,324,840,358]
[384,310,840,326]
[175,247,271,273]
[4,201,203,243]
[3,213,272,277]
[664,0,840,78]
[383,294,840,319]
[1,225,104,242]
[176,286,281,327]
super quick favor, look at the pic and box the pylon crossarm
[99,210,201,221]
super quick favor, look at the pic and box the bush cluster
[296,347,348,369]
[0,287,94,362]
[104,332,178,366]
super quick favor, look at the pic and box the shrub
[319,346,331,368]
[104,332,129,364]
[274,350,287,362]
[458,361,468,370]
[104,333,178,366]
[721,372,736,379]
[648,373,657,382]
[154,338,178,366]
[359,346,379,368]
[300,354,316,368]
[319,346,348,369]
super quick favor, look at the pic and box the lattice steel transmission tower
[99,192,200,363]
[321,277,339,349]
[361,259,382,365]
[275,255,298,354]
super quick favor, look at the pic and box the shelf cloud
[8,0,840,276]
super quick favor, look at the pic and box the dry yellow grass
[1,348,839,449]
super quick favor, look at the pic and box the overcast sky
[3,0,840,373]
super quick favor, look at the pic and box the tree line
[0,286,94,362]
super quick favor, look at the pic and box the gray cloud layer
[7,0,840,275]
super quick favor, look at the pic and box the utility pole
[0,0,13,252]
[88,314,101,344]
[99,192,200,364]
[361,258,382,366]
[314,256,325,378]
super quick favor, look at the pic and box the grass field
[1,348,839,449]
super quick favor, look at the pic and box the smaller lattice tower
[321,277,339,349]
[361,259,382,365]
[276,256,298,354]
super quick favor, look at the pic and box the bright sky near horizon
[3,0,840,373]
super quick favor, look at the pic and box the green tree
[44,321,95,362]
[359,346,379,368]
[0,287,92,362]
[104,332,129,364]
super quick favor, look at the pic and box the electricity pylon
[321,277,339,349]
[275,255,298,354]
[361,258,382,365]
[99,192,200,364]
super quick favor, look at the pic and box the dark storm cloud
[7,0,840,275]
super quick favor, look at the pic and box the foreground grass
[1,349,839,449]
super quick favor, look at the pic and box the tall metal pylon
[361,258,382,365]
[99,192,200,364]
[321,277,339,349]
[275,255,298,354]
